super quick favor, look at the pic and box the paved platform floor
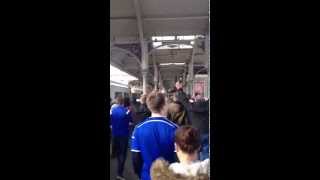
[110,142,139,180]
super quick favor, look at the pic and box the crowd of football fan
[110,82,210,180]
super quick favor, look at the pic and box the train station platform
[110,142,139,180]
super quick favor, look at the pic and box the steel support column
[133,0,149,94]
[141,41,149,94]
[187,41,195,95]
[152,55,159,90]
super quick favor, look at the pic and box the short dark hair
[115,96,123,104]
[168,101,183,113]
[146,91,166,113]
[175,126,201,154]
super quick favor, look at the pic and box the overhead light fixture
[110,82,128,88]
[177,35,196,40]
[152,36,175,41]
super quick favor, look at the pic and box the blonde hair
[146,91,166,113]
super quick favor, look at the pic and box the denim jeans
[112,136,129,177]
[199,134,209,161]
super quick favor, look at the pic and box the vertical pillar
[185,63,189,95]
[152,55,158,90]
[158,69,163,91]
[141,40,149,94]
[206,34,210,99]
[189,62,194,96]
[183,64,187,92]
[188,41,195,96]
[142,70,148,94]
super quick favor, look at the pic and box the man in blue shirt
[110,96,132,180]
[131,91,178,180]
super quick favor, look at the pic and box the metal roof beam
[110,16,209,21]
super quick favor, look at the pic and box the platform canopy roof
[110,0,209,89]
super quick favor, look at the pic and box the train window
[114,92,122,99]
[124,93,129,97]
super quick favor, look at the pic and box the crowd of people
[110,83,210,180]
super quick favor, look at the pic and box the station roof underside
[110,0,209,88]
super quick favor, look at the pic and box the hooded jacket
[174,90,209,135]
[167,101,190,126]
[150,159,209,180]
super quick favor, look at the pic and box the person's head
[168,102,183,114]
[146,91,167,115]
[173,90,185,103]
[175,126,201,161]
[167,102,185,125]
[172,93,178,102]
[167,96,174,104]
[194,92,203,102]
[175,81,183,91]
[140,94,147,104]
[115,95,123,105]
[123,97,130,107]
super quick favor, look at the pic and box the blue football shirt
[110,104,132,137]
[131,116,178,180]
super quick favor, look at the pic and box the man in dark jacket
[136,94,151,123]
[129,96,142,124]
[167,101,190,126]
[173,90,209,133]
[173,89,210,160]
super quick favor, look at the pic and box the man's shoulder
[110,104,117,109]
[111,104,121,109]
[135,118,178,130]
